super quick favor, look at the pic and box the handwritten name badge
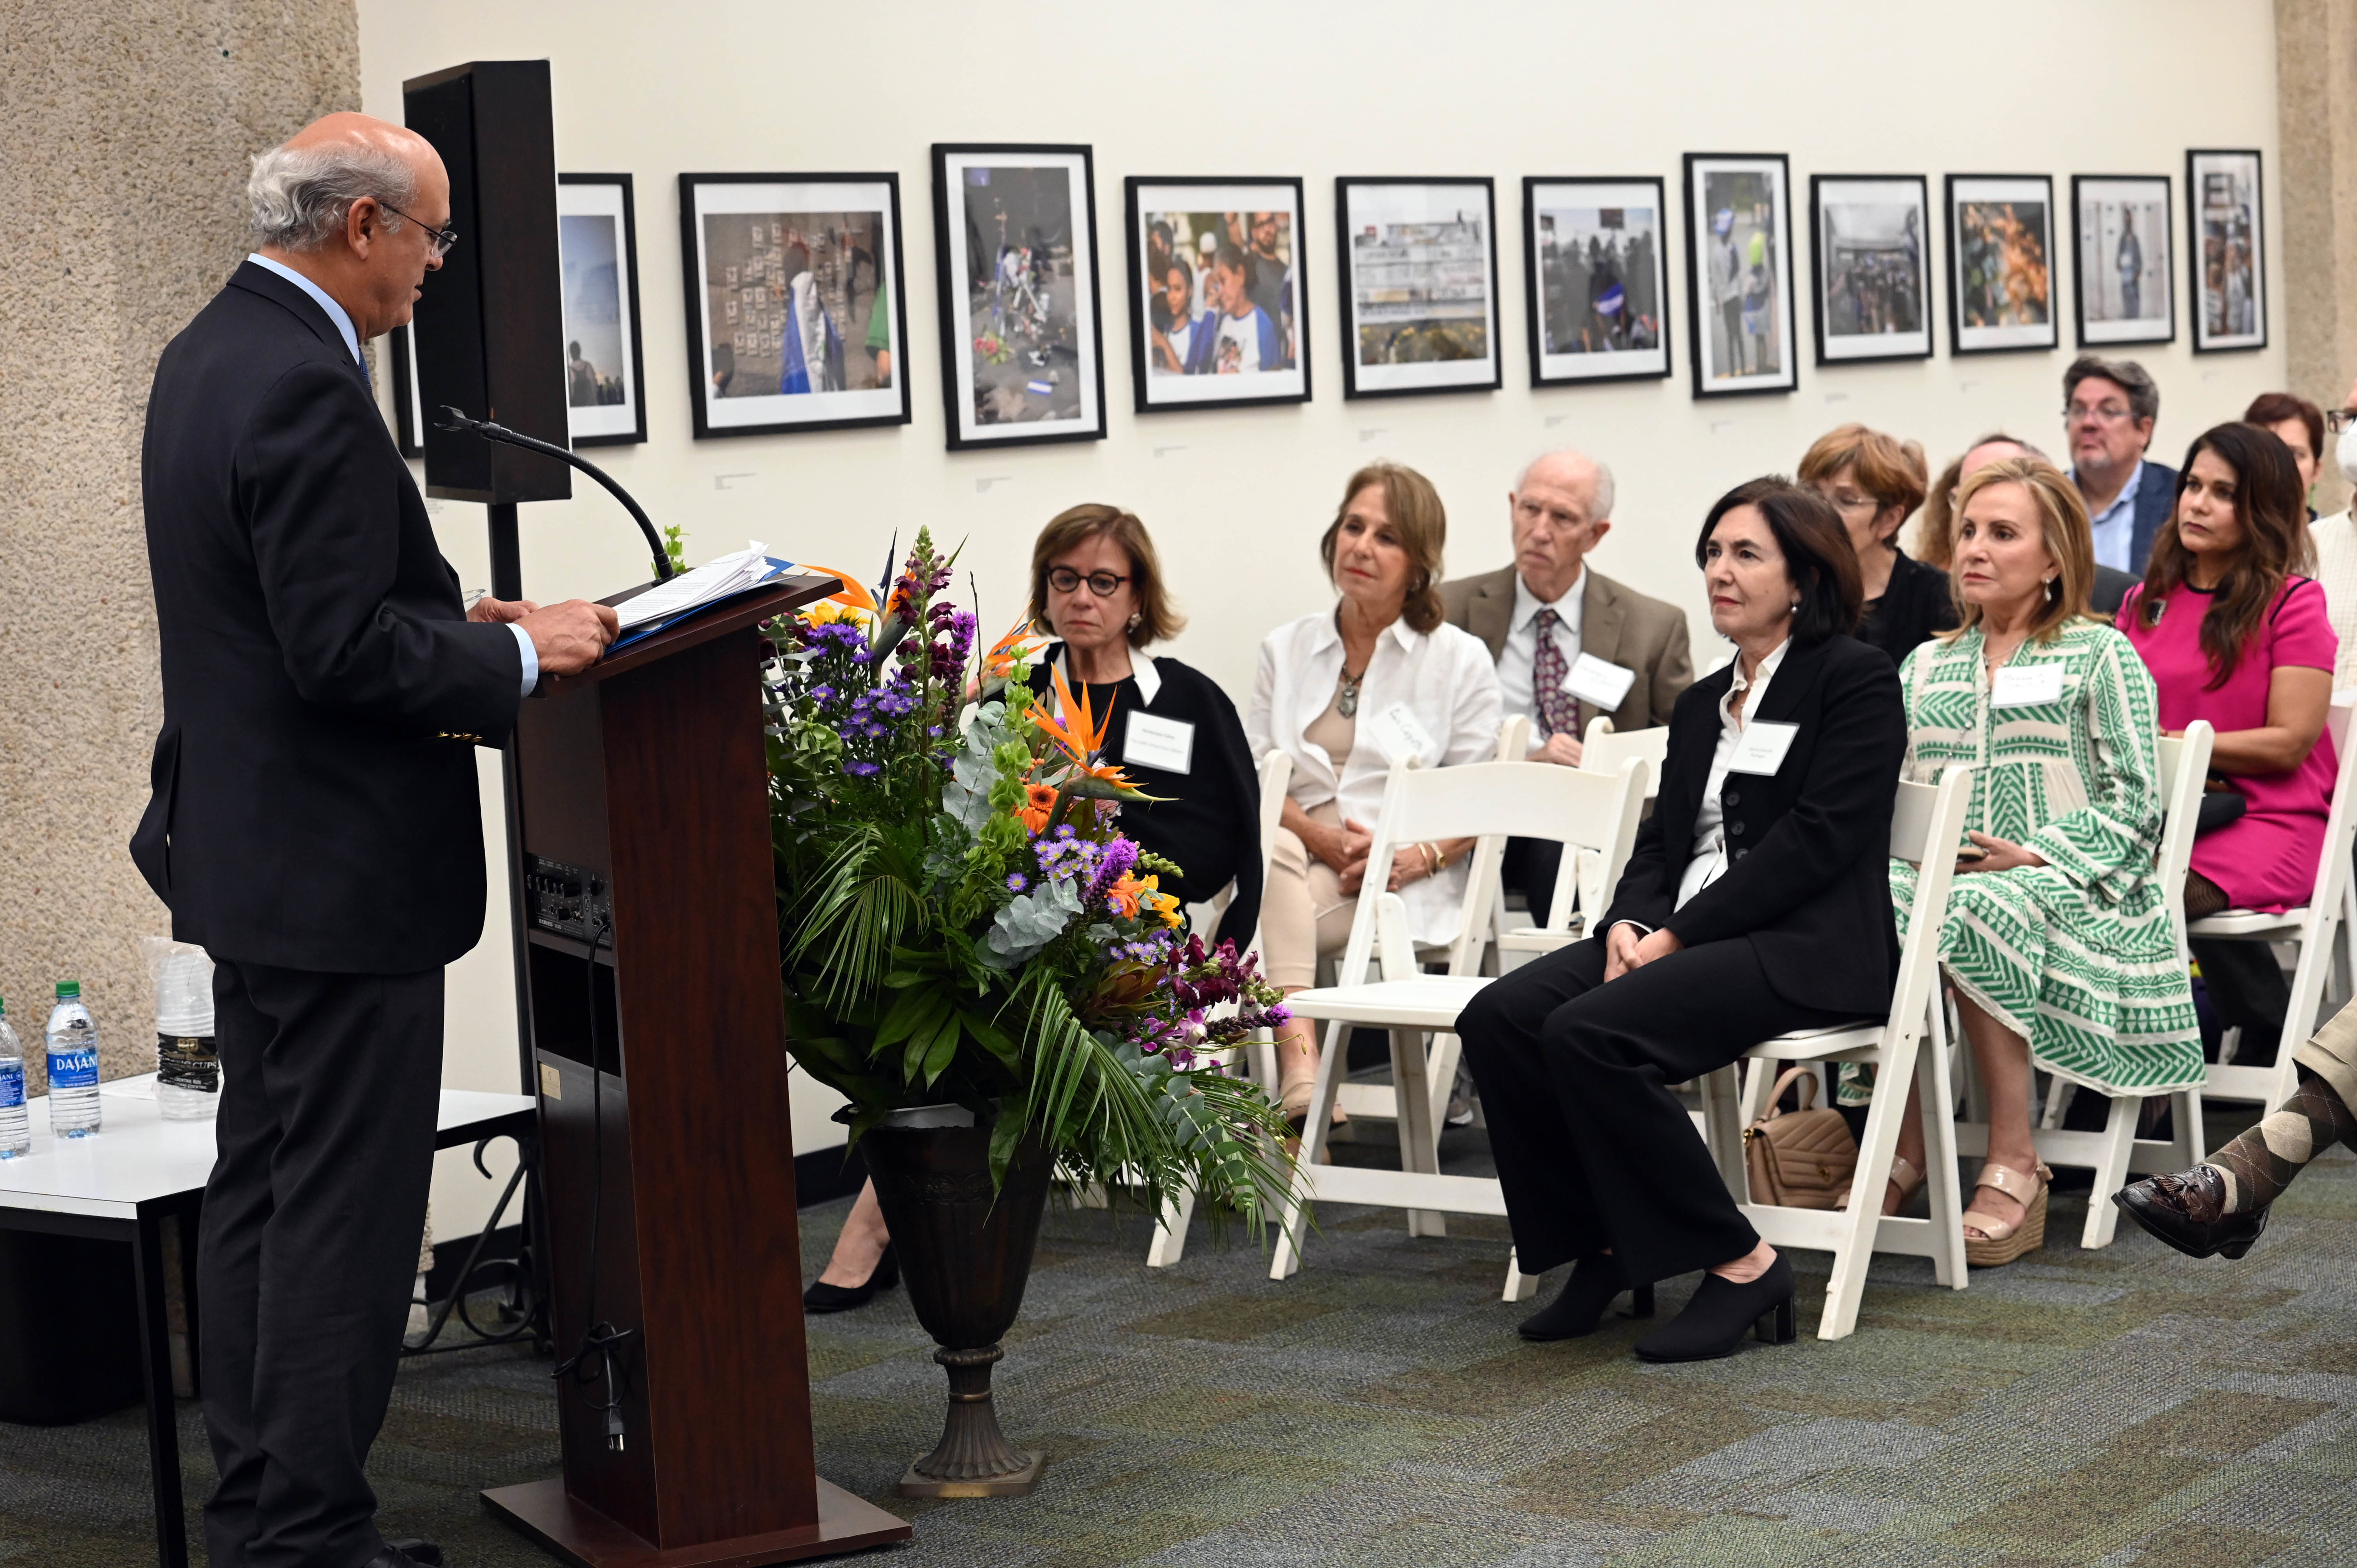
[1727,720,1799,776]
[1368,701,1438,767]
[1566,652,1638,713]
[1992,664,2064,708]
[1122,711,1195,774]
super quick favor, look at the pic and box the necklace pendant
[1338,687,1358,719]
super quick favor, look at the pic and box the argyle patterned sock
[2202,1073,2357,1213]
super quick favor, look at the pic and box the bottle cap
[55,981,80,999]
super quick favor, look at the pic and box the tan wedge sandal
[1962,1160,2053,1266]
[1836,1156,1926,1216]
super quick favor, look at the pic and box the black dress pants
[201,960,445,1568]
[1500,836,1566,931]
[1456,934,1858,1285]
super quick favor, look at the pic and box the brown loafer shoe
[2113,1166,2270,1260]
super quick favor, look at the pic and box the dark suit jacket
[2089,564,2140,618]
[2126,459,2181,574]
[133,262,523,973]
[1438,563,1693,730]
[1601,633,1907,1017]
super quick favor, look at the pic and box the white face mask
[2338,420,2357,486]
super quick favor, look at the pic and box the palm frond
[788,824,924,1009]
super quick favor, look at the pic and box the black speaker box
[402,59,571,506]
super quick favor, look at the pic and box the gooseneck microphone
[434,406,676,582]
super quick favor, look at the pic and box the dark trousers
[1457,934,1855,1284]
[201,961,444,1568]
[1500,836,1566,930]
[2193,938,2292,1062]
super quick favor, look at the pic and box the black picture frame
[557,173,649,447]
[2070,174,2174,348]
[931,143,1107,450]
[1333,177,1501,400]
[386,321,424,457]
[677,171,912,439]
[1522,175,1671,387]
[1681,153,1798,397]
[1944,173,2059,356]
[1123,177,1309,413]
[1808,174,1933,366]
[2187,148,2267,353]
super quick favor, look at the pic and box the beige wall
[2277,0,2357,515]
[2,2,359,1079]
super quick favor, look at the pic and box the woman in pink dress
[2119,421,2338,1058]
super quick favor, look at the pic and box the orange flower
[1136,874,1183,929]
[984,616,1051,680]
[1027,665,1111,766]
[797,564,879,615]
[1017,781,1057,835]
[1105,873,1145,919]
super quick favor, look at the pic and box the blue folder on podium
[609,542,798,651]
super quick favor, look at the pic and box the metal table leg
[132,1207,188,1568]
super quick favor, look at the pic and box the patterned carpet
[9,1105,2357,1568]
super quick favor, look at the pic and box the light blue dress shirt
[2079,458,2145,573]
[244,253,537,695]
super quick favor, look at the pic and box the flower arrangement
[763,529,1292,1216]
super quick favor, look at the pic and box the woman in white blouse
[1248,462,1503,1128]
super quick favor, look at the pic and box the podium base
[896,1451,1046,1499]
[481,1476,911,1566]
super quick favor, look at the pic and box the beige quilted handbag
[1742,1066,1858,1209]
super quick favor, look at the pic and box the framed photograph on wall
[1809,175,1931,365]
[931,144,1105,450]
[1945,175,2057,355]
[557,174,648,447]
[1523,177,1670,386]
[385,321,424,457]
[2188,149,2266,352]
[678,172,910,439]
[2072,175,2173,347]
[1124,178,1307,412]
[1335,177,1500,399]
[1682,153,1796,396]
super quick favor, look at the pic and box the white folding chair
[1959,722,2214,1247]
[1145,749,1293,1267]
[1265,756,1650,1280]
[1691,769,1974,1339]
[2191,692,2357,1112]
[1497,716,1671,975]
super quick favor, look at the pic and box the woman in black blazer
[1457,477,1908,1363]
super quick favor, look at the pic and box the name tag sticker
[1566,652,1639,712]
[1368,701,1438,767]
[1122,711,1194,774]
[1993,664,2065,708]
[1727,720,1799,776]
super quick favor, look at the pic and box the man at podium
[131,112,616,1568]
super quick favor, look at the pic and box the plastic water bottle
[45,981,100,1139]
[146,939,219,1121]
[0,999,27,1158]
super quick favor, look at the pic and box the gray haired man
[1438,450,1693,926]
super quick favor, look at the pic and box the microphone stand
[433,405,676,583]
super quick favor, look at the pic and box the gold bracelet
[1422,841,1442,876]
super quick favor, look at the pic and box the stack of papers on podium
[612,542,795,648]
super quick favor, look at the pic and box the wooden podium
[481,576,911,1566]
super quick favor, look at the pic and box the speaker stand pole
[488,501,534,1095]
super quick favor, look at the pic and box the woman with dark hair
[1251,463,1501,1128]
[803,503,1262,1314]
[2119,422,2335,1056]
[1869,457,2199,1260]
[2244,391,2324,511]
[1455,477,1906,1363]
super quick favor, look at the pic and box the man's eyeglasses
[2064,403,2135,424]
[2330,409,2357,435]
[1046,567,1130,597]
[381,201,459,258]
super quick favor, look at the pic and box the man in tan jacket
[1438,449,1692,924]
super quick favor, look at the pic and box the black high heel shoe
[1518,1254,1656,1342]
[802,1243,898,1314]
[1633,1254,1795,1362]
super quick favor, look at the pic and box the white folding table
[0,1076,533,1568]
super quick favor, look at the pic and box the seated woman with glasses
[1872,458,2201,1258]
[2120,422,2335,1062]
[1249,462,1501,1132]
[1799,423,1953,667]
[1456,479,1905,1363]
[804,503,1263,1313]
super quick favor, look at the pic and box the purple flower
[843,760,881,777]
[1005,872,1028,892]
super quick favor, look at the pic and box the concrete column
[0,4,358,1077]
[2277,0,2357,512]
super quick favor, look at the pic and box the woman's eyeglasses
[1046,567,1130,597]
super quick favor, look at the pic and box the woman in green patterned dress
[1882,457,2203,1264]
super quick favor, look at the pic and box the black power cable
[550,915,636,1449]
